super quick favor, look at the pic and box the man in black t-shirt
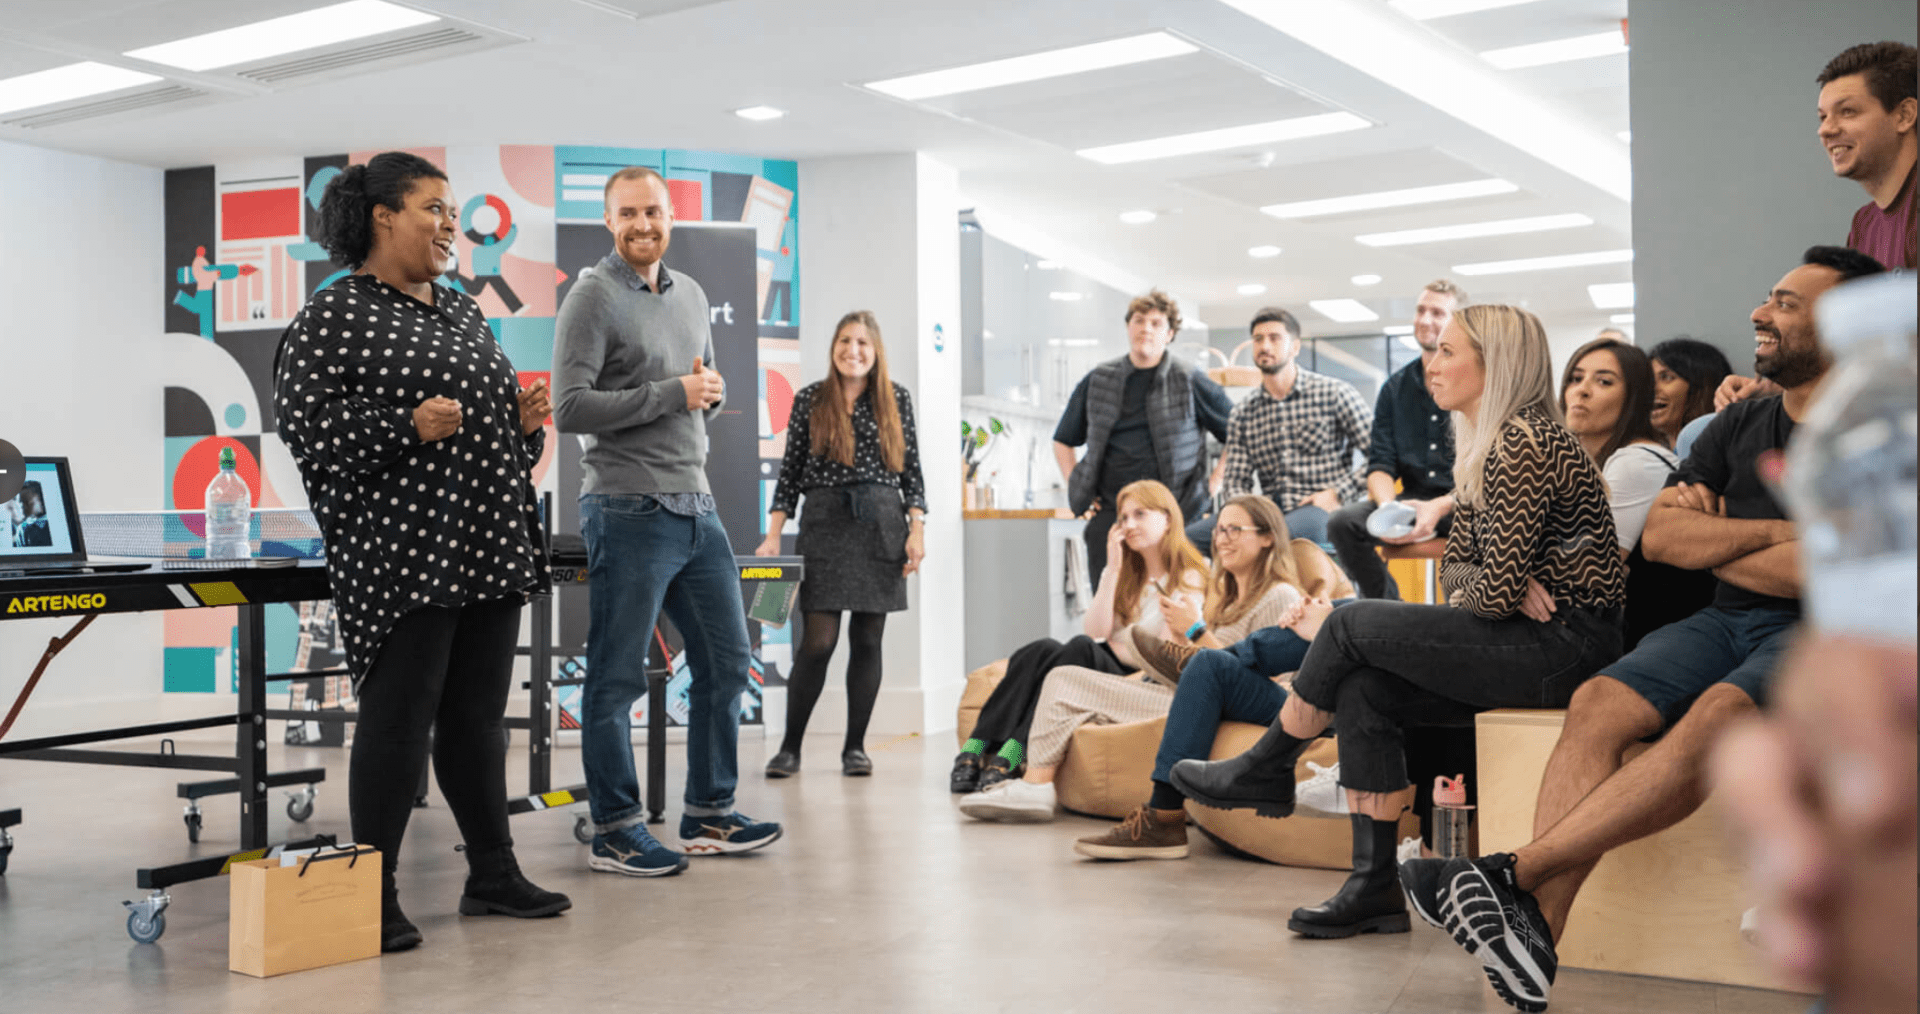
[1401,246,1888,1013]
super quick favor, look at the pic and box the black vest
[1068,354,1208,520]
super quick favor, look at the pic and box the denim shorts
[1603,604,1798,728]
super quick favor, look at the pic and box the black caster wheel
[572,816,593,844]
[287,795,314,823]
[127,910,166,944]
[0,845,10,876]
[183,812,202,844]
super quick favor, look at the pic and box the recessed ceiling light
[0,61,161,115]
[1588,282,1635,309]
[1384,325,1416,335]
[734,105,784,121]
[1248,245,1282,258]
[1261,178,1518,219]
[124,0,438,71]
[1388,0,1545,19]
[1118,209,1158,225]
[1452,249,1634,276]
[1610,313,1636,324]
[864,32,1197,101]
[1351,274,1383,286]
[1237,283,1269,296]
[1078,111,1370,165]
[1482,31,1628,71]
[1617,130,1631,143]
[1356,213,1593,247]
[1049,291,1086,302]
[1309,298,1379,323]
[1219,1,1630,200]
[1036,259,1063,269]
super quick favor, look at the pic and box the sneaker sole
[680,827,783,856]
[764,767,797,779]
[957,801,1054,823]
[1179,788,1295,819]
[1291,800,1351,819]
[1071,841,1188,860]
[1438,866,1553,1013]
[1286,912,1411,938]
[457,895,573,917]
[587,854,688,877]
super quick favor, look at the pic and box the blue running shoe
[588,824,688,877]
[678,812,783,856]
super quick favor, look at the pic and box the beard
[1755,329,1828,389]
[1257,359,1285,375]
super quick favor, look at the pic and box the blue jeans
[579,495,752,828]
[1187,504,1330,554]
[1150,625,1316,784]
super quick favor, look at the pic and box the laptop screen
[1,458,85,564]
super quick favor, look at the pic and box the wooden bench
[1477,708,1800,991]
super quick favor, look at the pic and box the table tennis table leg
[236,603,268,850]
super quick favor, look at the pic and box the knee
[1564,676,1661,748]
[1669,683,1757,745]
[1327,503,1368,540]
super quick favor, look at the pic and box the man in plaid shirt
[1187,307,1371,552]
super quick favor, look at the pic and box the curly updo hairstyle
[315,151,448,270]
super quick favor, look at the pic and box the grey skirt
[795,483,910,613]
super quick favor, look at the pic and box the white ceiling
[0,0,1635,344]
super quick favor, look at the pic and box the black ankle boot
[1288,814,1410,938]
[457,845,572,918]
[381,871,423,953]
[1166,719,1310,817]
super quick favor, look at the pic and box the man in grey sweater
[552,167,782,876]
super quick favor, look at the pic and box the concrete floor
[0,729,1812,1014]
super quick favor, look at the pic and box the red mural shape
[765,368,794,434]
[667,179,703,221]
[221,188,300,240]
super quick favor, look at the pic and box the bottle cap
[219,446,236,469]
[1434,774,1468,807]
[1815,272,1916,354]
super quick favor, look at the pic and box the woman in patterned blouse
[274,151,566,954]
[1168,305,1626,939]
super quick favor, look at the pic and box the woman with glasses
[1169,305,1626,939]
[956,495,1314,826]
[950,480,1205,794]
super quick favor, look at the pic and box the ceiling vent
[2,83,207,129]
[233,24,513,86]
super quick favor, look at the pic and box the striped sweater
[1441,405,1628,619]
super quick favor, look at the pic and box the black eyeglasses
[1213,523,1267,540]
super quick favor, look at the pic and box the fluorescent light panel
[733,105,784,121]
[1078,111,1369,165]
[1389,0,1545,19]
[1049,291,1085,301]
[1384,325,1416,335]
[1356,212,1592,247]
[1588,282,1635,308]
[1237,283,1268,295]
[1248,245,1282,258]
[0,61,161,115]
[1610,313,1636,324]
[125,0,438,71]
[1118,209,1157,224]
[1310,298,1379,323]
[1453,248,1634,276]
[1262,178,1517,219]
[1482,31,1628,71]
[864,32,1196,100]
[1351,274,1382,286]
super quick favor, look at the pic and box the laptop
[0,457,151,576]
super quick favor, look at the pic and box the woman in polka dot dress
[272,151,566,954]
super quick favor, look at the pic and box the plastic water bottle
[205,447,252,560]
[1782,273,1917,643]
[1432,774,1474,860]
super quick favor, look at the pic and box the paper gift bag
[229,844,381,977]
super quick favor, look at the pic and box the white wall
[776,153,964,740]
[0,140,167,736]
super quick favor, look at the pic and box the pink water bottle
[1433,774,1474,860]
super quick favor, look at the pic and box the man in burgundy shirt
[1818,41,1917,270]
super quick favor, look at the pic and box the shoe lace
[1118,808,1150,841]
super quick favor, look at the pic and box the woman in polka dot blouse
[273,151,565,954]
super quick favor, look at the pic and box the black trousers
[1289,599,1623,792]
[350,599,521,875]
[970,634,1126,748]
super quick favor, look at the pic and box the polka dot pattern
[272,274,550,679]
[769,381,927,516]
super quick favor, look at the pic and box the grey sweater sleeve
[552,282,685,433]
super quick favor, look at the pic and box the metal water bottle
[1433,774,1474,860]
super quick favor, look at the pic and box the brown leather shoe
[1132,628,1200,689]
[1073,805,1189,860]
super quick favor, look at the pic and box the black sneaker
[1397,855,1449,931]
[1429,853,1557,1013]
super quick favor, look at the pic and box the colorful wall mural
[161,144,802,726]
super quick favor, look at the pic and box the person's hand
[1675,481,1725,516]
[903,524,926,576]
[413,396,462,442]
[1380,497,1449,546]
[680,357,724,411]
[1299,488,1342,514]
[1106,515,1130,557]
[1160,593,1202,639]
[1275,596,1309,631]
[1715,374,1782,412]
[753,533,781,557]
[517,378,551,435]
[1080,497,1104,521]
[1518,577,1558,623]
[1291,596,1336,641]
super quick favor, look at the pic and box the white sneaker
[1396,836,1423,865]
[1294,761,1351,817]
[958,778,1057,823]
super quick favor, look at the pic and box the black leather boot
[1287,814,1410,938]
[457,844,572,918]
[1166,719,1309,817]
[381,870,423,953]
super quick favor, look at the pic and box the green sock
[997,741,1025,768]
[961,739,987,755]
